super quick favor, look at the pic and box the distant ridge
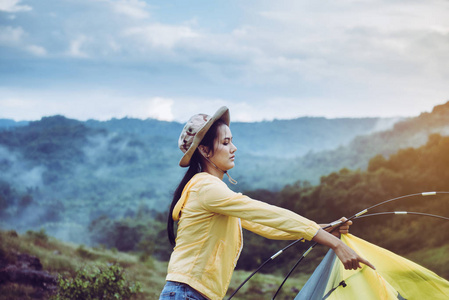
[0,119,29,129]
[85,115,402,158]
[1,101,448,244]
[278,100,449,186]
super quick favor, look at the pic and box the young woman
[160,107,374,300]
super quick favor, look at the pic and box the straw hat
[178,106,230,167]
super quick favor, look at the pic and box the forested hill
[85,115,397,158]
[0,113,393,242]
[237,132,449,279]
[280,101,449,185]
[0,119,28,129]
[0,116,180,229]
[1,101,449,245]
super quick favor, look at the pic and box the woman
[160,107,374,300]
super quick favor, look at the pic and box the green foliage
[0,116,93,169]
[0,283,38,300]
[76,245,99,260]
[2,102,449,244]
[88,209,171,260]
[278,134,449,256]
[18,194,33,207]
[0,235,12,264]
[0,115,180,242]
[53,264,141,300]
[2,102,449,284]
[26,228,49,243]
[227,269,310,300]
[0,229,161,299]
[83,132,449,279]
[137,238,155,265]
[89,216,146,252]
[0,180,15,217]
[234,133,449,278]
[279,100,449,188]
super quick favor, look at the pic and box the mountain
[81,115,402,191]
[285,101,449,185]
[2,108,449,298]
[0,119,28,129]
[1,101,449,244]
[0,113,399,242]
[86,116,400,159]
[0,116,180,243]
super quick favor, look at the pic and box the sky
[1,0,449,122]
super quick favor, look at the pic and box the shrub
[53,264,141,300]
[7,230,19,238]
[75,245,97,260]
[26,228,49,242]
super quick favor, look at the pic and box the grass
[0,229,165,299]
[227,270,310,300]
[0,229,310,299]
[2,228,447,299]
[0,283,39,300]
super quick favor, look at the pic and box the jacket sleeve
[241,219,304,240]
[198,178,320,241]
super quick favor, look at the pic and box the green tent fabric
[295,234,449,300]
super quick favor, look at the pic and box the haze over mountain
[289,100,449,184]
[1,101,449,244]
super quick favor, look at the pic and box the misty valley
[1,101,449,298]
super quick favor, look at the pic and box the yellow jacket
[166,172,320,299]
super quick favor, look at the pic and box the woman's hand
[312,228,375,271]
[335,217,352,236]
[322,217,353,238]
[333,242,375,270]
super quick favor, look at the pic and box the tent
[295,234,449,300]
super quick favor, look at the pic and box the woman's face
[210,124,237,171]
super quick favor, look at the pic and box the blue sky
[1,0,449,122]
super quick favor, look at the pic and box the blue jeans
[159,281,208,300]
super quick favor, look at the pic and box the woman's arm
[199,179,321,241]
[312,228,375,270]
[241,219,300,240]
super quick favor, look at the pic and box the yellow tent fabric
[325,264,401,299]
[298,234,449,300]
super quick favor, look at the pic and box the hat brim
[179,106,230,167]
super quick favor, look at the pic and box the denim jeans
[159,281,208,300]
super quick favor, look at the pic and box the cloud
[0,0,31,12]
[1,0,449,122]
[0,26,25,45]
[109,0,150,20]
[67,35,90,58]
[0,88,178,121]
[147,97,174,121]
[0,26,46,56]
[25,44,46,56]
[252,1,449,74]
[122,23,201,49]
[0,145,45,188]
[1,84,447,123]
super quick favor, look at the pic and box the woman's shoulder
[190,172,229,191]
[190,173,238,205]
[192,172,222,183]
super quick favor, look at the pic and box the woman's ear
[198,145,210,158]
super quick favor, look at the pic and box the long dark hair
[167,119,226,246]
